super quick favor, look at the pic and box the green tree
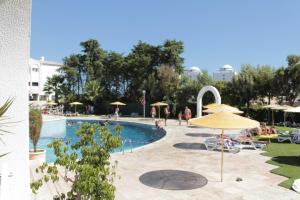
[31,123,122,200]
[81,39,106,81]
[43,75,64,103]
[84,80,102,106]
[228,64,257,112]
[274,55,300,105]
[254,65,275,104]
[61,54,83,97]
[176,70,214,111]
[160,40,184,74]
[102,52,126,99]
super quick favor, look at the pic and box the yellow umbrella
[110,101,126,109]
[203,104,243,114]
[110,101,126,106]
[110,101,126,115]
[69,101,83,113]
[203,103,220,109]
[284,106,300,113]
[190,112,259,182]
[263,104,293,126]
[150,102,168,119]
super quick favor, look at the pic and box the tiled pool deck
[31,117,300,200]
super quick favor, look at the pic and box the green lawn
[262,143,300,189]
[275,126,295,133]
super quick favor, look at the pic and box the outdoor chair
[277,129,300,143]
[204,137,240,153]
[203,137,218,151]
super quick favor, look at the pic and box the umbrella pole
[272,110,274,126]
[221,129,224,182]
[159,106,160,119]
[75,105,77,114]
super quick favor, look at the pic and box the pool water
[30,120,165,163]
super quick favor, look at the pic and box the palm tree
[84,80,102,106]
[43,75,64,102]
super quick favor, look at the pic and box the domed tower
[213,64,235,82]
[183,66,202,80]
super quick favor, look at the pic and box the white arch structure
[197,86,221,117]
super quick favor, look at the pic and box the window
[32,82,39,86]
[39,95,47,101]
[29,94,38,101]
[32,68,39,72]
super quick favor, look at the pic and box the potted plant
[29,108,45,163]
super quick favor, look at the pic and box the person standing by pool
[115,106,120,120]
[150,106,156,121]
[178,111,182,125]
[184,106,192,125]
[164,105,170,126]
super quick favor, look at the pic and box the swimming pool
[30,120,166,163]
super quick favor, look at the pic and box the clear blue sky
[31,0,300,74]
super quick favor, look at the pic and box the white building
[0,0,31,199]
[183,66,202,80]
[29,57,63,101]
[213,64,236,82]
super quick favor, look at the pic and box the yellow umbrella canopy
[285,106,300,113]
[270,105,293,110]
[190,112,259,182]
[69,101,83,105]
[69,101,83,113]
[150,102,168,119]
[110,101,126,106]
[190,112,259,130]
[150,102,168,106]
[263,104,293,126]
[47,101,57,106]
[203,104,243,114]
[203,103,220,109]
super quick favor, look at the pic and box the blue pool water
[30,120,165,163]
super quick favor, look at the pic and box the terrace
[31,117,300,200]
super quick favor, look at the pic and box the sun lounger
[204,137,240,153]
[278,129,300,143]
[203,137,218,151]
[292,179,300,193]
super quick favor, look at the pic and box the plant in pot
[29,108,45,163]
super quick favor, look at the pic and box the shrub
[31,123,122,200]
[29,108,42,152]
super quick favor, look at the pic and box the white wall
[213,70,235,82]
[0,0,32,199]
[39,63,60,96]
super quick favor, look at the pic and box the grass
[262,143,300,189]
[275,126,295,133]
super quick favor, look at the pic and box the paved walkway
[31,117,300,200]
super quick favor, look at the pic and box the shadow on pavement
[173,143,207,150]
[185,133,215,137]
[139,170,208,190]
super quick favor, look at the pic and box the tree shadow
[139,170,208,190]
[271,156,300,167]
[185,133,215,137]
[173,143,207,150]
